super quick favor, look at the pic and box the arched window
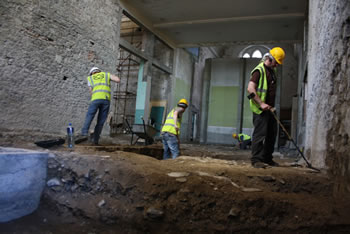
[242,53,250,58]
[238,45,270,59]
[252,50,262,58]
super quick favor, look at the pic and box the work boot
[265,160,279,167]
[75,134,88,144]
[252,162,269,169]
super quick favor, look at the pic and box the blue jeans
[81,99,110,144]
[162,132,179,159]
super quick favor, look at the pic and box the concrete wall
[0,0,122,136]
[0,147,48,222]
[306,0,350,193]
[190,47,221,142]
[170,48,194,140]
[207,58,241,144]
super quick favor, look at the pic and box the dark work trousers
[240,139,252,150]
[251,111,277,164]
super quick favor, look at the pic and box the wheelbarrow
[125,117,157,145]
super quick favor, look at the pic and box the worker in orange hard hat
[161,99,188,159]
[247,47,285,168]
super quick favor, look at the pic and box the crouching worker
[161,99,188,159]
[232,133,252,150]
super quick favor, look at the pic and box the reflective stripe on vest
[249,63,268,114]
[161,108,181,135]
[87,72,111,101]
[238,133,251,141]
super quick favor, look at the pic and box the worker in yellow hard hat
[161,99,188,159]
[247,47,285,168]
[232,133,252,150]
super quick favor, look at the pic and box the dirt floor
[1,134,350,233]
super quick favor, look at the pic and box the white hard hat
[89,67,101,75]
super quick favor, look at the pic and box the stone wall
[306,0,350,193]
[0,0,122,136]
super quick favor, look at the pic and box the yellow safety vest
[249,63,268,114]
[161,108,181,135]
[87,72,111,101]
[238,133,251,141]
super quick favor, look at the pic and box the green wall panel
[208,86,239,127]
[174,78,190,106]
[135,61,146,124]
[173,78,190,123]
[134,109,145,124]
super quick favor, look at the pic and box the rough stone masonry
[0,0,122,136]
[306,0,350,193]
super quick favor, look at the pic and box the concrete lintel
[154,13,305,28]
[119,38,172,74]
[152,60,172,74]
[119,38,149,61]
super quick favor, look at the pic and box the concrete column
[199,59,212,143]
[236,58,245,133]
[140,31,155,124]
[135,61,147,124]
[275,67,282,148]
[134,31,155,124]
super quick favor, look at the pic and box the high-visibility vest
[87,72,111,101]
[249,63,268,114]
[161,108,181,135]
[238,133,251,141]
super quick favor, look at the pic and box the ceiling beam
[177,39,303,48]
[154,13,305,28]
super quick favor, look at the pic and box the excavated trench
[95,145,164,160]
[1,142,350,233]
[93,144,251,161]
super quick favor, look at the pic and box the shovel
[247,93,320,172]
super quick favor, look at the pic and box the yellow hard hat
[178,99,188,108]
[232,133,237,138]
[269,47,285,65]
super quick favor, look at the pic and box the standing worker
[161,99,188,159]
[232,133,251,150]
[80,67,120,145]
[247,47,285,168]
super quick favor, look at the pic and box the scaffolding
[111,16,143,135]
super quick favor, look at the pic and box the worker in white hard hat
[80,67,120,145]
[247,47,285,168]
[161,99,188,159]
